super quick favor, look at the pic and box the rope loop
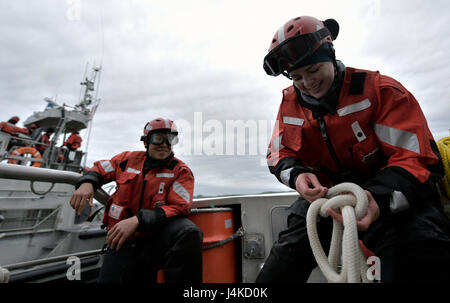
[306,182,371,283]
[30,181,55,196]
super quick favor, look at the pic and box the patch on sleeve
[108,204,124,220]
[173,181,190,203]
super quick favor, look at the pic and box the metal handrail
[0,163,109,204]
[3,249,102,271]
[0,162,80,184]
[0,228,55,238]
[6,155,43,163]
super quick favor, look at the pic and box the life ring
[7,146,42,167]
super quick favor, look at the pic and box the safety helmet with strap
[263,16,339,78]
[9,116,20,123]
[140,118,179,146]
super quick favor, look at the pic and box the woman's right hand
[70,182,94,215]
[295,173,328,203]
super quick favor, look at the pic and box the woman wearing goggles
[258,15,450,284]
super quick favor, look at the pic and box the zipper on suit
[138,176,147,211]
[317,116,343,171]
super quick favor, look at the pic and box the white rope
[306,182,372,283]
[0,266,10,283]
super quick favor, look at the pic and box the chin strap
[282,71,292,80]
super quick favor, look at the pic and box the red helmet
[140,118,178,142]
[263,16,339,76]
[9,116,20,123]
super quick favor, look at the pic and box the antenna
[81,9,105,168]
[78,62,89,103]
[81,66,102,168]
[99,10,105,68]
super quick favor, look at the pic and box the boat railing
[1,131,42,155]
[0,131,86,173]
[2,248,102,271]
[0,163,109,205]
[1,248,103,283]
[0,162,109,283]
[5,154,43,165]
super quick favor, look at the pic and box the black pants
[97,216,203,283]
[256,197,450,283]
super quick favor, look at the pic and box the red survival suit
[78,151,194,237]
[64,132,82,150]
[267,65,449,245]
[0,121,30,136]
[36,133,51,154]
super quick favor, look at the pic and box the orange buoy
[157,207,238,283]
[7,146,42,167]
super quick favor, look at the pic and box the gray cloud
[1,0,449,197]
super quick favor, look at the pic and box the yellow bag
[437,136,450,202]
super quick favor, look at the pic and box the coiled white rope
[0,266,10,283]
[306,182,371,283]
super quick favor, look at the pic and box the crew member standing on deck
[0,116,30,136]
[69,118,203,283]
[36,128,54,155]
[257,16,450,283]
[64,131,82,151]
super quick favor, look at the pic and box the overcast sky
[1,0,449,197]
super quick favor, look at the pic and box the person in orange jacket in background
[36,128,54,155]
[0,116,30,136]
[69,118,203,283]
[63,131,82,151]
[257,15,450,283]
[58,131,82,162]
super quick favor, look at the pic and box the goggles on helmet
[147,132,179,146]
[263,27,331,76]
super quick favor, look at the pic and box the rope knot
[319,182,368,220]
[306,182,371,283]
